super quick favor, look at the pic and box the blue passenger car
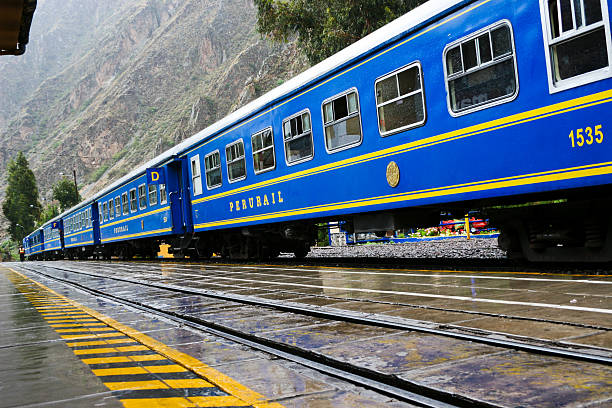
[26,228,44,260]
[62,202,97,259]
[41,218,63,260]
[172,0,612,261]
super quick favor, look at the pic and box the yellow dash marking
[104,380,168,391]
[164,379,213,388]
[55,328,113,332]
[81,356,131,364]
[73,347,117,355]
[92,367,147,376]
[45,319,99,323]
[120,398,194,408]
[189,396,250,407]
[116,345,149,352]
[67,340,111,347]
[131,354,166,362]
[105,338,136,344]
[50,323,107,327]
[60,333,122,340]
[36,306,80,310]
[145,365,187,373]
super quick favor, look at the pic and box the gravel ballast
[304,237,507,259]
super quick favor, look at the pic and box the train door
[166,159,187,235]
[91,202,101,245]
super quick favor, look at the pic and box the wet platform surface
[4,261,612,407]
[0,266,412,408]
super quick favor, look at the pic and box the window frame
[108,199,114,220]
[442,20,519,117]
[138,184,147,210]
[204,150,222,190]
[102,202,108,222]
[539,0,612,93]
[98,203,103,224]
[190,154,203,196]
[114,196,121,218]
[251,127,276,175]
[282,108,314,166]
[225,139,247,183]
[159,184,167,205]
[321,87,364,152]
[375,62,427,137]
[148,184,158,206]
[129,188,137,213]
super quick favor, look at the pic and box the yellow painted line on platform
[164,379,214,388]
[81,356,133,364]
[6,268,285,408]
[55,327,117,332]
[116,345,149,352]
[74,347,119,355]
[50,323,107,327]
[66,337,136,347]
[92,367,148,376]
[105,380,169,391]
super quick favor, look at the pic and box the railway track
[14,261,612,407]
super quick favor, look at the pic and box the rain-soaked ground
[2,260,611,407]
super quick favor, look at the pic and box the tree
[253,0,427,65]
[2,152,42,242]
[39,204,60,224]
[52,176,81,212]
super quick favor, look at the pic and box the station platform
[0,266,405,408]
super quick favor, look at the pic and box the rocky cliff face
[0,0,308,216]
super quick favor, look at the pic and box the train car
[95,165,182,259]
[167,0,611,261]
[41,218,63,260]
[25,228,44,260]
[22,236,31,259]
[28,0,612,262]
[62,202,98,259]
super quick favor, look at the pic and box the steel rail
[16,263,499,408]
[21,262,612,366]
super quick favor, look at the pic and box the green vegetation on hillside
[253,0,426,64]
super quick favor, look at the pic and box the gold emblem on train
[386,161,400,188]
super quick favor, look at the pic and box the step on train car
[25,0,612,262]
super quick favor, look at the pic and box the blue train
[23,0,612,262]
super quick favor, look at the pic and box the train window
[375,63,426,136]
[129,188,137,213]
[98,203,103,224]
[283,110,313,165]
[159,184,167,205]
[148,185,158,206]
[252,128,275,174]
[190,155,203,196]
[108,200,114,220]
[540,0,611,92]
[122,192,129,214]
[204,151,222,189]
[103,202,108,222]
[226,140,247,183]
[114,197,121,218]
[138,184,147,210]
[443,21,518,116]
[322,89,362,151]
[86,208,91,227]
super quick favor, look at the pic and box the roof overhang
[0,0,37,56]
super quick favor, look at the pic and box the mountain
[0,0,308,231]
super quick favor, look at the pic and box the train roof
[58,0,466,220]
